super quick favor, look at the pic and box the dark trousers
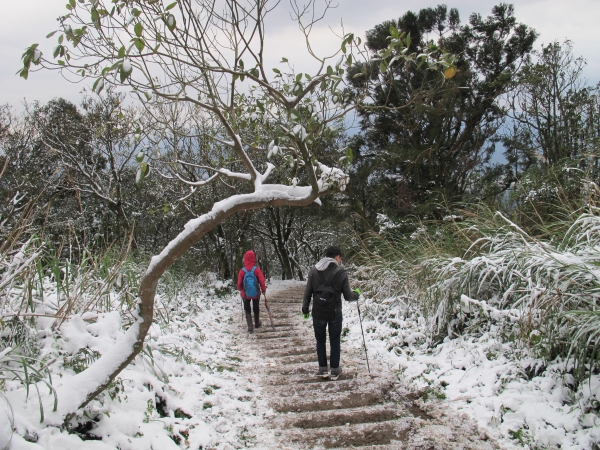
[243,298,259,314]
[313,313,343,369]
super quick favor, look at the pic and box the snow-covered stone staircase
[247,284,498,450]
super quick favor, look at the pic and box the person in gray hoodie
[302,246,359,380]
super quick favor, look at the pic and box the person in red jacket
[237,250,267,333]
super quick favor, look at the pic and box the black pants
[313,313,343,369]
[243,298,260,314]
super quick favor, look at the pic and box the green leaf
[46,31,57,38]
[280,57,288,63]
[345,147,353,164]
[165,1,177,11]
[272,68,281,74]
[352,72,364,79]
[131,8,141,17]
[136,151,145,163]
[346,54,352,66]
[327,65,333,76]
[136,162,149,185]
[134,22,143,37]
[165,13,176,31]
[118,46,125,58]
[92,77,105,94]
[120,61,132,82]
[134,38,145,52]
[295,73,302,82]
[58,34,64,44]
[379,60,388,73]
[69,0,75,7]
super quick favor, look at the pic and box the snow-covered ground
[342,297,600,449]
[1,277,292,450]
[2,275,599,449]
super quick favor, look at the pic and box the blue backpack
[242,266,259,298]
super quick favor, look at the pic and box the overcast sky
[2,0,599,109]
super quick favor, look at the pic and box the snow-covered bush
[352,206,600,448]
[0,235,242,447]
[355,206,600,381]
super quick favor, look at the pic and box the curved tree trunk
[46,188,318,425]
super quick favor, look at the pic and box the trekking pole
[241,298,244,323]
[356,299,371,374]
[263,293,276,330]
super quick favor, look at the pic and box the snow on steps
[243,283,498,449]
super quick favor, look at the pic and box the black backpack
[312,267,343,321]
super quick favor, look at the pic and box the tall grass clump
[354,204,600,381]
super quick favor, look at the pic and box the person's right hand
[303,313,310,320]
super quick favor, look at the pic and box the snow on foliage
[1,268,269,449]
[350,208,600,448]
[347,302,600,449]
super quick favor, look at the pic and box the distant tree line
[2,3,599,278]
[0,89,349,279]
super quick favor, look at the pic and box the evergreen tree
[348,4,537,221]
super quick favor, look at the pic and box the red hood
[243,251,256,270]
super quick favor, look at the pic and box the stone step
[265,378,363,397]
[268,299,303,304]
[336,445,406,450]
[264,352,317,365]
[274,404,410,430]
[253,326,302,335]
[272,386,386,413]
[260,342,314,352]
[280,419,413,449]
[256,369,360,387]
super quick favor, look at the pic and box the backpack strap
[250,266,257,274]
[317,266,343,287]
[242,267,249,274]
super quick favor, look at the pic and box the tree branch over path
[22,0,453,424]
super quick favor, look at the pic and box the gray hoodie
[315,257,338,271]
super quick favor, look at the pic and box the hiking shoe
[330,367,342,380]
[315,366,330,378]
